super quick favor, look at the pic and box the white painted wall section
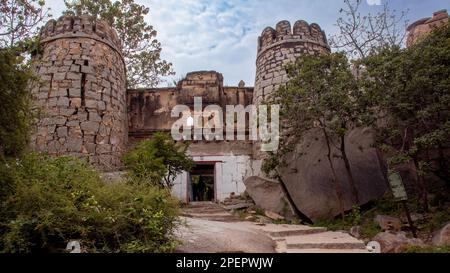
[171,155,251,202]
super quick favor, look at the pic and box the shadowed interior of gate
[189,163,215,202]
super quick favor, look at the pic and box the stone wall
[406,10,449,47]
[30,15,128,171]
[127,71,253,140]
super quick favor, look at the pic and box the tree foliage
[359,23,450,210]
[0,0,49,48]
[330,0,409,59]
[64,0,174,88]
[265,52,375,208]
[267,21,450,212]
[123,132,194,189]
[0,49,35,157]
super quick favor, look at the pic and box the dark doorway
[189,164,215,202]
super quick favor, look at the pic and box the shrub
[0,153,179,253]
[405,245,450,253]
[123,132,193,188]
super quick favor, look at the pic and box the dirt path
[175,202,370,253]
[175,217,276,253]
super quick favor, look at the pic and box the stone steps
[283,231,367,252]
[182,203,369,253]
[182,202,241,222]
[181,212,241,222]
[248,223,368,253]
[286,248,370,253]
[252,223,327,238]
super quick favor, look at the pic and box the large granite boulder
[432,222,450,246]
[279,127,388,221]
[375,215,402,231]
[243,176,295,218]
[373,232,425,253]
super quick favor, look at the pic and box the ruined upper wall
[406,10,449,47]
[127,71,253,139]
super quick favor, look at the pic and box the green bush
[123,132,193,188]
[405,245,450,253]
[0,153,179,253]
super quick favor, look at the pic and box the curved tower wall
[30,15,127,170]
[254,20,330,105]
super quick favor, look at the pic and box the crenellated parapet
[39,15,123,57]
[254,20,330,106]
[257,19,329,54]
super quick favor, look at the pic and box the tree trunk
[322,128,345,219]
[413,156,429,212]
[340,134,360,204]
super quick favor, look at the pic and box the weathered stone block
[66,120,80,127]
[57,126,68,138]
[67,72,81,80]
[85,99,97,109]
[69,47,81,55]
[57,97,70,107]
[80,121,99,133]
[69,88,81,97]
[70,98,82,108]
[67,137,83,152]
[96,144,112,154]
[81,65,93,74]
[60,108,76,116]
[88,112,102,122]
[53,72,66,81]
[86,91,101,100]
[50,117,67,125]
[84,143,96,153]
[48,98,58,107]
[70,64,80,72]
[47,140,62,154]
[98,101,106,111]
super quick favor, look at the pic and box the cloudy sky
[46,0,449,87]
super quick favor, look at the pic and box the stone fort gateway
[29,11,449,220]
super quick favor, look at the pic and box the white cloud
[148,0,340,86]
[45,0,417,86]
[366,0,382,5]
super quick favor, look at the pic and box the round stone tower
[245,20,331,218]
[252,20,330,156]
[30,15,127,170]
[254,20,330,105]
